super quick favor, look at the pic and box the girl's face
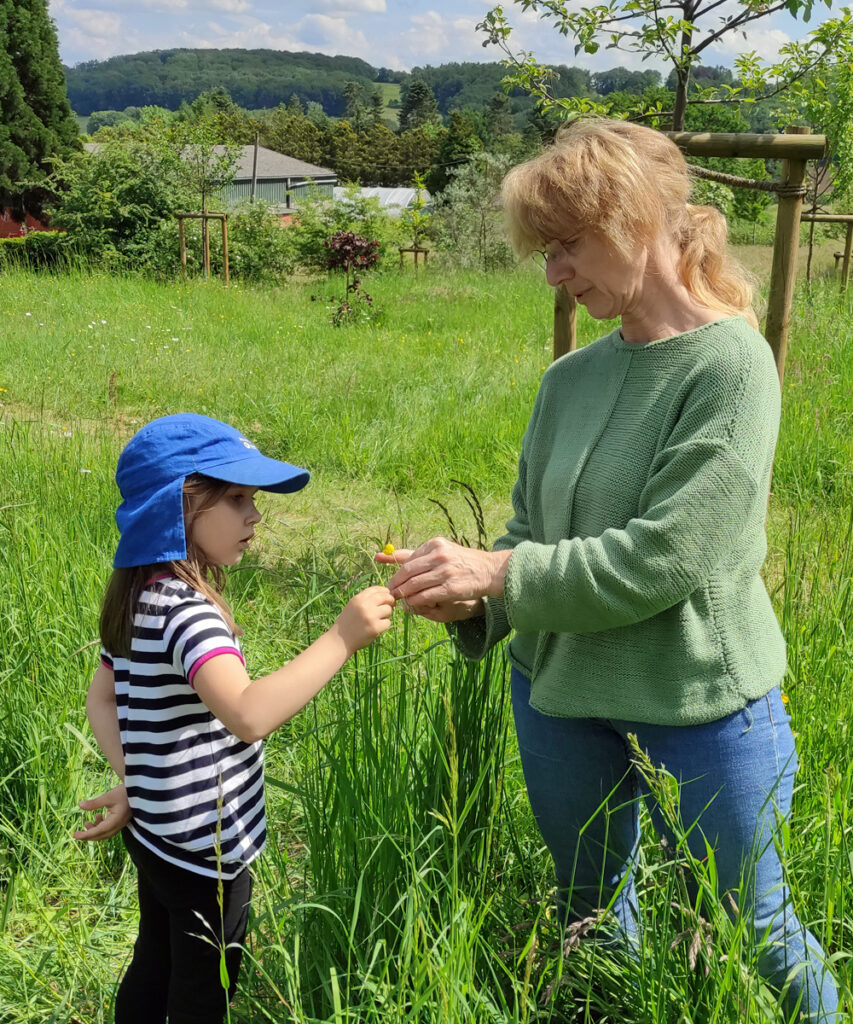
[189,485,261,566]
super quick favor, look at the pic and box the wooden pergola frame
[552,128,828,384]
[799,213,853,294]
[176,211,230,286]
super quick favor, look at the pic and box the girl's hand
[73,784,131,842]
[334,585,396,653]
[375,538,509,612]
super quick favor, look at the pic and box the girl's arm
[74,663,131,842]
[193,585,395,744]
[85,663,125,779]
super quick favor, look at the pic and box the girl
[74,413,395,1024]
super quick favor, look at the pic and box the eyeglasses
[531,236,578,273]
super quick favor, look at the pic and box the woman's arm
[381,343,781,635]
[193,585,395,744]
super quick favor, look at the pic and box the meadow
[0,262,851,1023]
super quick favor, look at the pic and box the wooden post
[178,216,186,279]
[764,126,810,384]
[202,214,211,279]
[250,134,259,203]
[222,215,229,287]
[553,284,577,360]
[842,222,853,294]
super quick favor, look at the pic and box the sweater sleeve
[452,391,540,661]
[504,344,780,636]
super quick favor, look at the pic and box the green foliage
[400,172,432,249]
[0,0,79,209]
[773,32,853,206]
[226,201,296,281]
[690,178,735,218]
[0,271,851,1022]
[428,110,484,194]
[47,138,191,271]
[288,185,404,273]
[0,230,72,270]
[477,1,852,131]
[398,78,441,133]
[433,153,515,271]
[64,48,380,118]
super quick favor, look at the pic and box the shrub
[288,184,404,272]
[432,153,515,271]
[0,231,73,270]
[226,201,297,281]
[323,229,381,325]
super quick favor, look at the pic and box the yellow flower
[382,543,395,556]
[781,693,789,705]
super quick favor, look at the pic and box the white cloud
[311,0,385,12]
[190,13,372,59]
[403,10,479,59]
[298,14,371,53]
[705,25,792,64]
[144,0,252,10]
[64,7,123,38]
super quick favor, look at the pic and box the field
[0,263,851,1023]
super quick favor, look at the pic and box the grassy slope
[0,264,850,1022]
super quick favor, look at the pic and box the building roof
[218,145,335,182]
[83,142,335,182]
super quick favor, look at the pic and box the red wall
[0,208,52,238]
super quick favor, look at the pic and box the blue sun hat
[114,413,310,568]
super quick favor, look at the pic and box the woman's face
[541,228,648,321]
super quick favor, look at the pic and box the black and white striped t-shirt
[102,575,265,878]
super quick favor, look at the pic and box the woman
[377,119,838,1021]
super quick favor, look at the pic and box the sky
[52,0,848,75]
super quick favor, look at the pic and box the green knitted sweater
[454,317,786,726]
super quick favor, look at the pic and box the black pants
[115,829,252,1024]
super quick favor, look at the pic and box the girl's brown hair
[100,474,241,658]
[501,118,757,327]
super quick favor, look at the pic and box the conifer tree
[0,0,79,210]
[398,79,440,133]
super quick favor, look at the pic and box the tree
[370,88,385,127]
[486,92,513,143]
[433,152,515,271]
[169,117,239,215]
[591,67,661,96]
[401,171,432,249]
[0,0,79,212]
[343,80,368,132]
[773,42,853,280]
[47,137,192,269]
[428,110,484,193]
[398,79,441,132]
[477,1,853,131]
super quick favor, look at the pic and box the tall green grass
[0,266,850,1022]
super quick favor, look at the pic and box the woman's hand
[375,537,510,615]
[73,784,131,842]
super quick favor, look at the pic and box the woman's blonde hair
[100,474,240,658]
[502,118,757,326]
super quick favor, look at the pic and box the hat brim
[201,454,310,494]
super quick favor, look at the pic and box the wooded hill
[64,49,396,117]
[63,47,674,121]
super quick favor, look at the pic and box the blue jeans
[511,668,839,1022]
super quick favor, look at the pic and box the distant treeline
[64,47,741,126]
[64,49,398,117]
